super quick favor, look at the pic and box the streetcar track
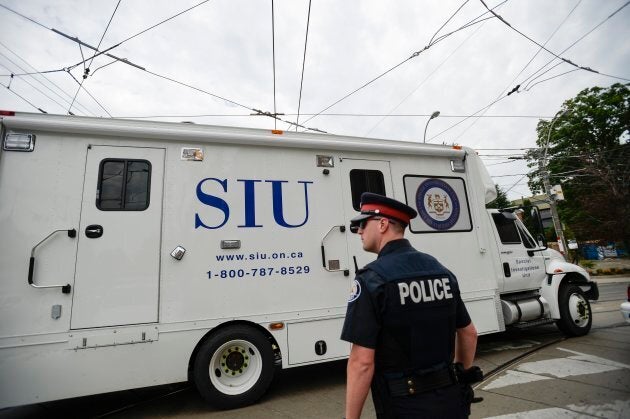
[473,336,566,390]
[474,322,628,390]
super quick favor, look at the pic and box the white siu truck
[0,111,598,409]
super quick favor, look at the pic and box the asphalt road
[2,278,628,418]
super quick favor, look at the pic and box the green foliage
[486,184,511,209]
[579,260,595,269]
[544,226,556,243]
[525,83,630,246]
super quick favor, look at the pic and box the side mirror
[527,234,549,256]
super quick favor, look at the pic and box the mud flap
[583,281,599,301]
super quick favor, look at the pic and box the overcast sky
[1,0,628,200]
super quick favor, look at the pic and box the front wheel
[556,284,592,337]
[193,325,275,409]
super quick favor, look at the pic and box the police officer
[341,192,478,419]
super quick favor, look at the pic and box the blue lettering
[195,178,229,229]
[266,180,313,228]
[237,179,263,228]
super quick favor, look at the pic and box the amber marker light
[269,322,285,330]
[271,129,283,135]
[452,145,462,150]
[554,268,564,273]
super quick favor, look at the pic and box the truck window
[491,213,521,244]
[516,220,537,249]
[97,159,151,210]
[349,169,385,210]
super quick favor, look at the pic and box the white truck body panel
[0,112,591,408]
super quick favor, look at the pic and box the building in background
[511,194,552,229]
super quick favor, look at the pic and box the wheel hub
[569,293,590,326]
[221,346,249,376]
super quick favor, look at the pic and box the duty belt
[385,366,456,397]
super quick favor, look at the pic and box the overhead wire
[1,1,322,130]
[0,61,71,113]
[479,0,630,82]
[68,0,121,114]
[429,1,470,45]
[65,71,112,116]
[111,112,554,119]
[450,0,583,142]
[501,174,529,195]
[364,14,486,137]
[294,0,312,131]
[485,160,520,166]
[0,3,48,30]
[88,0,121,69]
[1,1,313,129]
[2,81,47,113]
[525,69,581,92]
[1,3,143,72]
[299,0,507,128]
[426,94,508,142]
[271,0,277,130]
[0,47,94,115]
[138,68,325,132]
[432,0,628,143]
[522,0,630,90]
[62,0,214,73]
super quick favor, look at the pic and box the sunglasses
[357,216,399,231]
[358,216,383,230]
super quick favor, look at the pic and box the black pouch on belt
[386,366,456,397]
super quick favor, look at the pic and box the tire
[556,284,592,337]
[193,325,275,409]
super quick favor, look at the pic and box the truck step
[512,318,555,329]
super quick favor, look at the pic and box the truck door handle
[503,262,511,277]
[320,225,348,274]
[85,225,103,238]
[28,228,75,294]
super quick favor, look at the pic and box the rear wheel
[556,284,592,337]
[193,325,275,409]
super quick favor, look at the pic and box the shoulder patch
[348,279,362,303]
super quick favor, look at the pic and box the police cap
[349,192,417,233]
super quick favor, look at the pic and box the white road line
[517,357,621,378]
[483,348,629,390]
[557,348,630,370]
[484,407,585,418]
[484,400,630,419]
[567,399,630,418]
[482,370,551,390]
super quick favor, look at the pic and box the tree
[525,83,630,247]
[486,184,510,209]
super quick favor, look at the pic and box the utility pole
[540,110,568,257]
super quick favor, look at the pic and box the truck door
[490,211,546,293]
[71,146,165,329]
[339,158,393,269]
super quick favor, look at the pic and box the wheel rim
[567,292,590,328]
[209,339,263,395]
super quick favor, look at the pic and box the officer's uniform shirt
[341,238,471,373]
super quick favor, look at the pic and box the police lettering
[398,278,452,305]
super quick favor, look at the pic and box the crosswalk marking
[485,400,630,418]
[482,348,630,390]
[481,348,630,418]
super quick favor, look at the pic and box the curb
[591,275,630,284]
